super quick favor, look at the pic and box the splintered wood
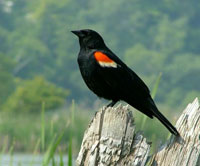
[151,98,200,166]
[76,98,200,166]
[76,105,150,166]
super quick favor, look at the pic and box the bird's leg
[106,100,117,108]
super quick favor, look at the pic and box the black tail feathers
[153,109,179,136]
[149,99,180,136]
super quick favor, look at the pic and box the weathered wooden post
[76,98,200,166]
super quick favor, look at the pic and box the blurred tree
[3,76,69,113]
[0,0,200,108]
[0,53,15,106]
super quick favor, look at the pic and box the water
[0,154,68,166]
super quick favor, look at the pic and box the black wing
[95,49,151,100]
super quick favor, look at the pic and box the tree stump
[76,98,200,166]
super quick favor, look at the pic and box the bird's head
[71,29,106,49]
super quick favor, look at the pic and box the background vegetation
[0,0,199,160]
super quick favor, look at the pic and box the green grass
[68,100,75,166]
[0,101,92,165]
[8,140,14,166]
[30,138,40,166]
[41,102,46,152]
[141,72,162,130]
[42,132,64,166]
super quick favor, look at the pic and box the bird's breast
[78,52,97,79]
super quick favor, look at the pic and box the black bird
[71,29,179,136]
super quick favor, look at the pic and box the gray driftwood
[76,98,200,166]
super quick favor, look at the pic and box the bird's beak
[71,30,83,37]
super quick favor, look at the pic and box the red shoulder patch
[94,51,117,68]
[94,51,114,63]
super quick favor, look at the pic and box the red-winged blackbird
[72,29,179,136]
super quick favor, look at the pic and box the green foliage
[0,0,199,108]
[0,53,15,106]
[3,76,69,113]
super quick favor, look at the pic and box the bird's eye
[82,30,89,36]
